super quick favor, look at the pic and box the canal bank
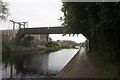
[2,47,40,53]
[2,46,61,53]
[56,48,97,78]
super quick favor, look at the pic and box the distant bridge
[14,26,64,44]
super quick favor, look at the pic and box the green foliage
[61,2,120,61]
[0,0,9,20]
[23,35,34,41]
[46,41,60,51]
[61,3,91,37]
[61,2,120,37]
[2,42,15,50]
[22,35,34,47]
[59,43,70,49]
[61,2,120,77]
[35,45,47,50]
[2,42,24,50]
[46,41,71,51]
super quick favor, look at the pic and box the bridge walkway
[56,48,97,78]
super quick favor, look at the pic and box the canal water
[2,49,79,78]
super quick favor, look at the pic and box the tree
[0,0,9,20]
[61,2,120,77]
[61,2,120,62]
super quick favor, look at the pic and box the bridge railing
[9,20,28,40]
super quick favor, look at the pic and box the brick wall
[0,29,48,43]
[0,29,18,43]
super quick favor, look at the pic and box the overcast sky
[1,0,86,43]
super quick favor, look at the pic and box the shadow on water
[2,49,79,79]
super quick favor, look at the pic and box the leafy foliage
[46,41,60,51]
[22,35,34,47]
[61,2,120,59]
[0,0,9,20]
[3,42,14,50]
[61,2,120,77]
[23,35,34,41]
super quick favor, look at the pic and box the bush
[60,43,70,49]
[3,42,15,50]
[35,45,47,50]
[46,41,60,51]
[22,35,34,47]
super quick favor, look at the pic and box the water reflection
[48,49,79,71]
[2,49,79,78]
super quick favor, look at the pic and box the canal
[2,49,79,78]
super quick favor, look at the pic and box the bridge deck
[14,26,64,44]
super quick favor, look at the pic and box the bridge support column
[46,34,49,41]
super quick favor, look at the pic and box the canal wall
[56,49,80,78]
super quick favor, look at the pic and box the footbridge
[14,26,63,44]
[9,20,70,44]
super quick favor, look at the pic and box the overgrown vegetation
[46,41,60,51]
[2,35,35,51]
[3,40,72,53]
[3,42,24,50]
[61,2,120,78]
[45,41,71,52]
[81,39,89,53]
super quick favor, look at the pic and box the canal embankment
[56,47,97,78]
[56,49,80,78]
[2,47,58,53]
[2,47,40,53]
[2,40,74,53]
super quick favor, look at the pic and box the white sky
[49,34,86,43]
[0,0,86,43]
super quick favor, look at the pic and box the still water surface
[2,49,79,78]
